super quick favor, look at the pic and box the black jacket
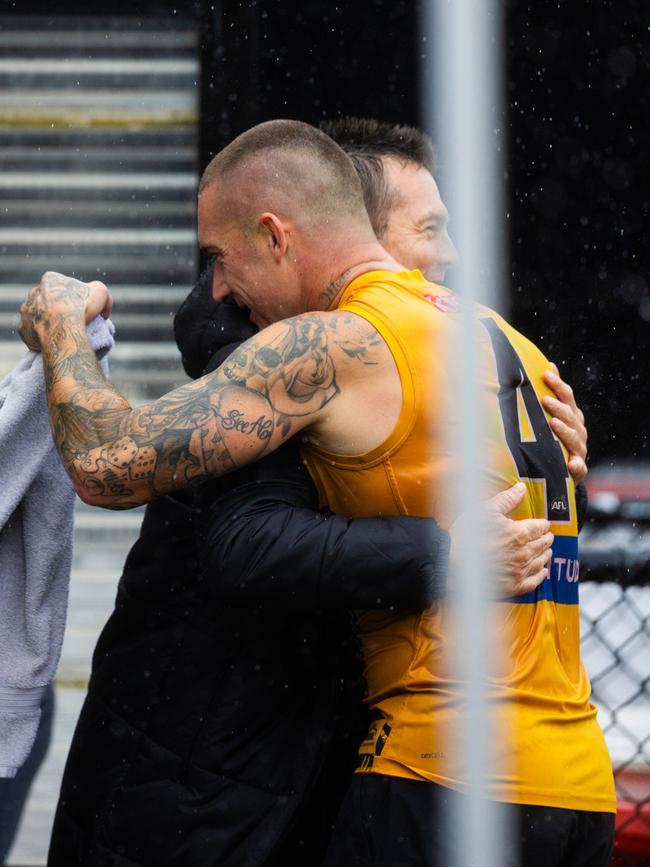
[47,277,449,867]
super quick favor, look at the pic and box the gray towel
[0,316,115,777]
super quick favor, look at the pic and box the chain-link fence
[581,514,650,866]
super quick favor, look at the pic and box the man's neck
[307,243,406,312]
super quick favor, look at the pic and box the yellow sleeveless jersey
[303,269,615,812]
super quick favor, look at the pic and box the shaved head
[197,119,394,330]
[199,119,371,233]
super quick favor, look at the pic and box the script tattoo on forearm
[220,410,273,440]
[39,309,358,508]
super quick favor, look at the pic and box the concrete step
[0,74,198,96]
[0,228,195,246]
[0,58,198,89]
[0,125,194,149]
[0,43,197,62]
[0,58,197,73]
[0,19,197,42]
[0,145,196,174]
[0,199,195,229]
[0,19,198,66]
[0,186,195,207]
[0,171,196,191]
[0,14,197,33]
[0,253,195,290]
[0,89,197,125]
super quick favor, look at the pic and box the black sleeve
[576,480,588,532]
[195,443,449,611]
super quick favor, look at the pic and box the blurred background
[0,0,648,863]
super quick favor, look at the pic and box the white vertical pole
[422,1,507,866]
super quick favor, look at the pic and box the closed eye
[200,246,224,262]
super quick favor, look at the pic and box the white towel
[0,317,115,777]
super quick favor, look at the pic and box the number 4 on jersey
[481,318,572,523]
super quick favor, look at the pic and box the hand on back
[449,482,554,598]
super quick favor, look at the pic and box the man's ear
[259,212,288,261]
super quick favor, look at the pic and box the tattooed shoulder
[221,313,340,418]
[320,310,385,367]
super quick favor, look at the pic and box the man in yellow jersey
[19,119,614,864]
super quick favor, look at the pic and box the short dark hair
[320,117,436,238]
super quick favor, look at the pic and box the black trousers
[323,775,615,867]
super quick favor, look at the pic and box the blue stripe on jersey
[501,535,579,605]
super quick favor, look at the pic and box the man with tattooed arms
[20,119,612,865]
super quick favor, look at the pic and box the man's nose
[211,268,232,302]
[443,232,459,269]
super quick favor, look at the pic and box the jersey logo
[424,293,460,314]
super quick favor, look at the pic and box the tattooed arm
[19,272,380,509]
